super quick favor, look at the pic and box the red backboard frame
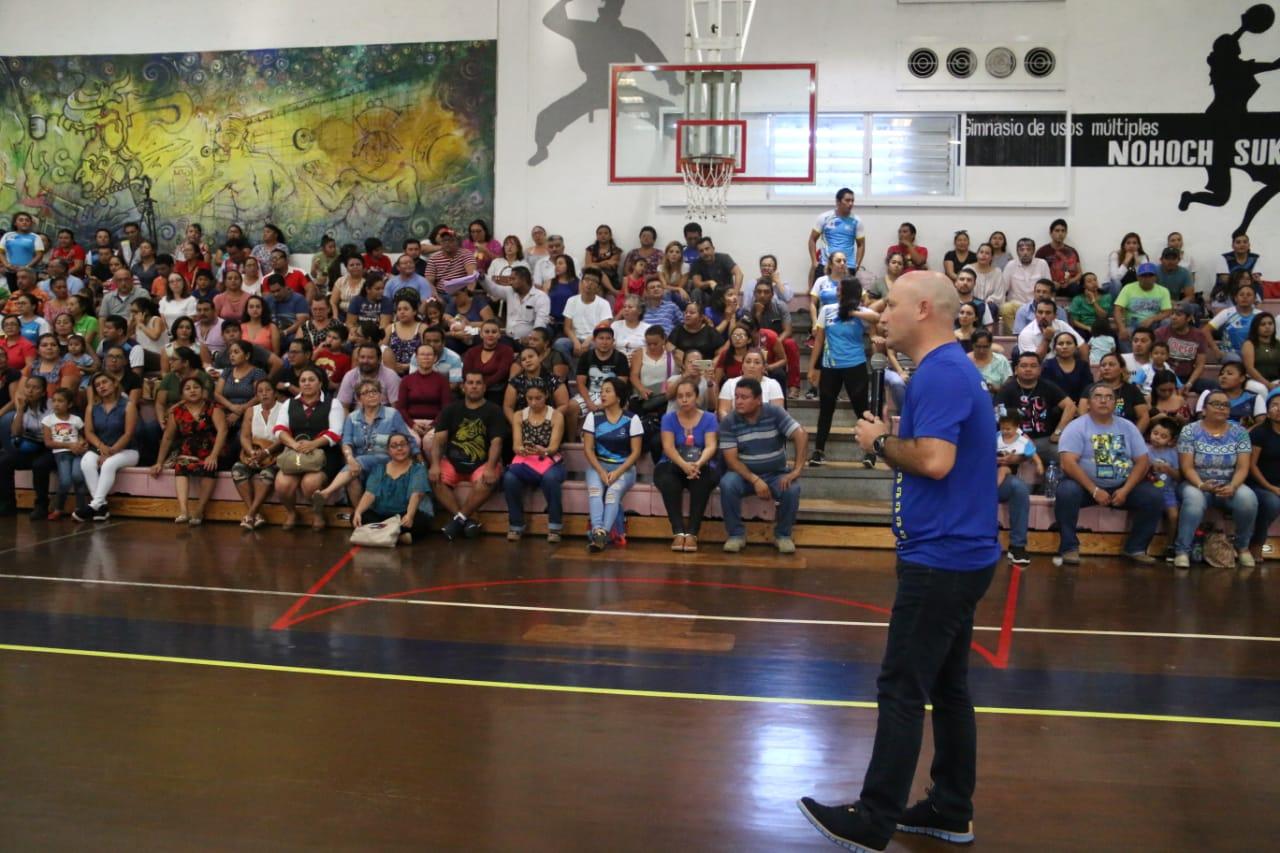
[608,62,817,185]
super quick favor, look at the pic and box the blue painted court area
[2,609,1277,725]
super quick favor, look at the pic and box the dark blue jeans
[1053,478,1164,555]
[857,559,996,837]
[996,474,1030,548]
[502,460,566,532]
[1254,486,1280,547]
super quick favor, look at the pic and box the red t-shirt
[886,243,929,271]
[280,268,311,296]
[362,253,393,275]
[313,348,352,385]
[49,244,86,267]
[175,259,212,284]
[2,336,37,371]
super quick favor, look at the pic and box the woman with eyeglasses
[1174,390,1257,568]
[351,432,433,545]
[314,377,414,514]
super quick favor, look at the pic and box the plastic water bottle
[1191,528,1205,564]
[1043,462,1061,501]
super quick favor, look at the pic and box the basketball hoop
[680,155,735,222]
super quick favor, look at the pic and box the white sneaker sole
[796,800,886,852]
[896,821,975,844]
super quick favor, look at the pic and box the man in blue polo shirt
[800,271,1000,852]
[718,377,807,555]
[807,187,866,281]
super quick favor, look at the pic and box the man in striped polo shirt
[718,377,807,554]
[424,228,477,291]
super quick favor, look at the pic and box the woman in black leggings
[807,277,881,467]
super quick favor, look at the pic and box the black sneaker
[1007,545,1031,566]
[29,503,48,521]
[796,798,889,852]
[897,795,975,844]
[587,528,607,552]
[92,506,110,522]
[804,388,818,401]
[808,449,826,467]
[71,505,91,523]
[441,516,465,541]
[463,518,483,539]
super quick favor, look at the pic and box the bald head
[882,271,961,359]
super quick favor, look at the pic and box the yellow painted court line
[3,643,1277,730]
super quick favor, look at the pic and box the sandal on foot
[173,514,189,524]
[281,515,297,530]
[683,534,699,553]
[240,515,255,530]
[671,534,688,551]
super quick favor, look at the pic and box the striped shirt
[424,249,473,285]
[719,403,800,474]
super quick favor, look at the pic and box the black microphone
[867,352,888,421]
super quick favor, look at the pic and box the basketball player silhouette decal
[1180,3,1280,232]
[529,0,681,166]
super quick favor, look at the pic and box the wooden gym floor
[1,519,1277,851]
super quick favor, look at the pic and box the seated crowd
[0,202,1274,564]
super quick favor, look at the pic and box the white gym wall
[1,0,1274,283]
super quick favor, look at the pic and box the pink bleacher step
[19,462,777,522]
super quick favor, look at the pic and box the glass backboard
[608,62,817,184]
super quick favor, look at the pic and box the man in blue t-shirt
[1053,383,1164,565]
[807,187,866,281]
[800,272,999,852]
[718,378,807,555]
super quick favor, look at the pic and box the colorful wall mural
[0,41,496,251]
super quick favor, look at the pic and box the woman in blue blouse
[1175,390,1257,568]
[582,377,643,552]
[352,433,432,544]
[654,377,720,552]
[314,377,415,512]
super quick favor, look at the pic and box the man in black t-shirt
[431,371,508,540]
[574,325,631,413]
[688,237,743,306]
[996,351,1077,466]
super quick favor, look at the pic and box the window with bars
[768,112,960,201]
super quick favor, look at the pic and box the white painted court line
[2,572,1278,643]
[0,522,125,556]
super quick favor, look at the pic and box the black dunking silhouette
[1180,3,1280,233]
[529,0,681,167]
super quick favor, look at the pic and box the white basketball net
[680,156,735,223]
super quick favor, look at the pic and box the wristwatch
[872,434,888,457]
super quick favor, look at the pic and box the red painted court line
[271,568,1023,670]
[269,547,361,630]
[993,567,1024,668]
[273,577,889,631]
